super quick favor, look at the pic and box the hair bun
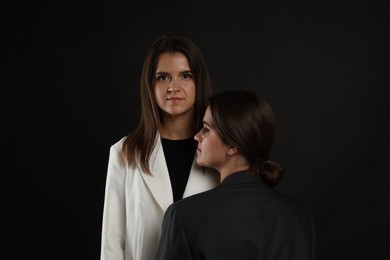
[260,160,284,186]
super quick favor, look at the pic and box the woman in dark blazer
[155,89,316,260]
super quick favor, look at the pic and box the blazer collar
[140,134,173,212]
[221,171,266,186]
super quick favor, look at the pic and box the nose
[167,77,181,93]
[167,86,180,93]
[194,131,202,142]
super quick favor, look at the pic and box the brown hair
[122,35,212,174]
[208,89,284,186]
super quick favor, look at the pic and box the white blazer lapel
[183,159,219,198]
[141,136,173,212]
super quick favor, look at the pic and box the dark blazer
[156,171,316,260]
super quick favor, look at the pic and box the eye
[182,72,193,79]
[156,74,170,81]
[201,126,209,136]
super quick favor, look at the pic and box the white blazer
[100,135,219,260]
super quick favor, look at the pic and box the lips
[166,97,184,101]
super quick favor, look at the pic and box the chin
[196,159,204,166]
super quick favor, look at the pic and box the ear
[227,146,239,157]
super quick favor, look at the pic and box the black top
[156,171,316,260]
[161,137,196,202]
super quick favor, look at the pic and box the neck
[159,113,194,140]
[218,157,249,182]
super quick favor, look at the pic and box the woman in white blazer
[100,35,219,260]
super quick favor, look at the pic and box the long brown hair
[208,89,284,186]
[122,35,212,174]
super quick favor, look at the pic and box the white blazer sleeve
[100,143,127,260]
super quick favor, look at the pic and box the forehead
[156,52,190,71]
[203,107,213,125]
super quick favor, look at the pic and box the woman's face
[154,52,196,119]
[194,106,229,171]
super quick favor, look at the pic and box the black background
[4,1,389,259]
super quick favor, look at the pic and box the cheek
[186,84,196,102]
[154,86,165,102]
[205,139,225,157]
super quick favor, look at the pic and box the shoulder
[111,136,126,151]
[107,136,139,174]
[268,189,313,219]
[106,137,126,163]
[168,187,220,216]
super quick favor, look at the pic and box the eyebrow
[202,120,211,127]
[155,70,192,75]
[155,71,168,75]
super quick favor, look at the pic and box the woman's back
[157,172,316,260]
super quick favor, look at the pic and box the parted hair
[122,35,212,174]
[208,89,284,186]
